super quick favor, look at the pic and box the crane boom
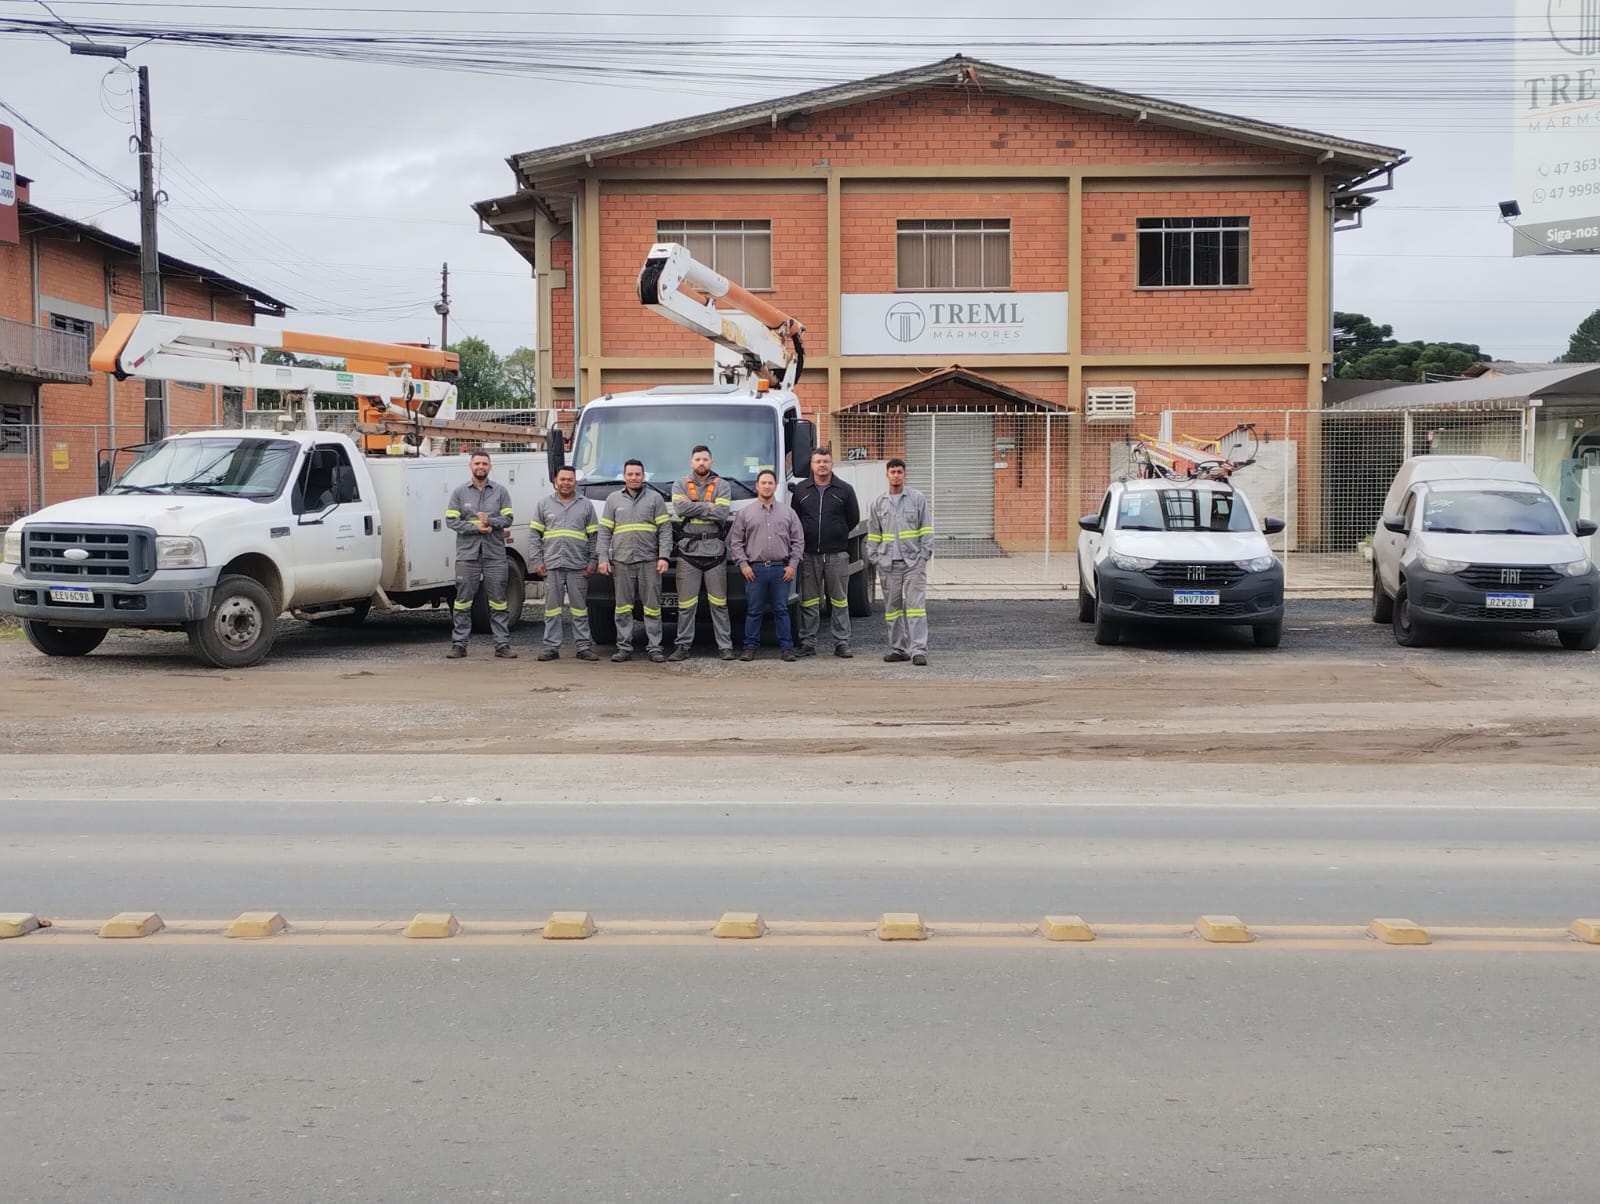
[636,242,805,388]
[1130,423,1260,482]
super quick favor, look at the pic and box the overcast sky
[0,0,1593,363]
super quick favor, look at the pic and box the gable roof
[505,55,1404,185]
[842,365,1063,412]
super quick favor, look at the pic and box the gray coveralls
[671,471,734,654]
[529,493,599,653]
[597,486,672,652]
[446,477,515,649]
[868,486,934,656]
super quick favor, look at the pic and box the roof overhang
[842,365,1065,412]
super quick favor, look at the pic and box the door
[1378,487,1418,594]
[1080,488,1113,595]
[904,412,995,553]
[289,442,381,604]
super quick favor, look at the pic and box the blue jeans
[743,562,793,650]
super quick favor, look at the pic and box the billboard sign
[840,292,1069,356]
[0,124,17,246]
[1513,1,1600,255]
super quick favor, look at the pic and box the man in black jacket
[790,446,860,658]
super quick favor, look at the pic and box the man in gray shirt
[445,450,516,658]
[728,469,805,661]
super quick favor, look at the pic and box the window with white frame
[1136,216,1251,288]
[896,219,1011,290]
[655,220,772,289]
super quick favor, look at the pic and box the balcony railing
[0,316,92,384]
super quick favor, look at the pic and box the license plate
[1485,593,1533,610]
[1172,590,1220,606]
[660,592,678,609]
[48,587,95,605]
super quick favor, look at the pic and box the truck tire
[1252,621,1283,648]
[1390,583,1434,649]
[1077,578,1095,623]
[1092,584,1120,646]
[1558,620,1600,651]
[1370,569,1393,624]
[847,560,874,618]
[588,598,618,647]
[310,600,371,628]
[23,621,108,657]
[471,559,526,634]
[187,574,277,668]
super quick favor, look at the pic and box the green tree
[447,336,512,409]
[256,348,346,410]
[1559,308,1600,363]
[1331,311,1394,376]
[1331,312,1491,382]
[502,346,537,407]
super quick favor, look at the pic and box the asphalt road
[5,797,1598,926]
[4,946,1597,1203]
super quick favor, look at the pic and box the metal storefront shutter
[904,412,995,545]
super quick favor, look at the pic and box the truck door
[289,442,382,604]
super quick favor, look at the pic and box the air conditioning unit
[1084,386,1136,423]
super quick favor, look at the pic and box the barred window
[897,219,1011,290]
[655,220,772,289]
[1136,216,1251,288]
[49,313,93,339]
[1,403,32,455]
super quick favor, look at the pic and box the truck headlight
[1236,555,1277,573]
[1557,557,1593,577]
[1419,554,1468,574]
[1110,551,1158,572]
[2,527,20,566]
[155,536,206,569]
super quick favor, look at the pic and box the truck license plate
[1172,590,1220,606]
[48,587,95,605]
[1485,593,1533,610]
[660,592,677,609]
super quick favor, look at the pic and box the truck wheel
[1558,620,1600,651]
[310,600,371,628]
[847,561,874,617]
[1391,584,1433,649]
[1077,578,1095,623]
[23,621,107,657]
[1252,621,1283,648]
[1092,585,1120,646]
[471,560,526,634]
[588,601,618,647]
[187,574,277,668]
[1371,570,1393,624]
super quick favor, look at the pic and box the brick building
[1,170,286,520]
[475,57,1405,553]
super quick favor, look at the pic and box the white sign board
[1512,0,1600,255]
[841,292,1068,355]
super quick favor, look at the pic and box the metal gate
[904,412,996,554]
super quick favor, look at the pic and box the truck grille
[1457,565,1562,591]
[1144,562,1246,588]
[23,526,155,583]
[1454,604,1567,622]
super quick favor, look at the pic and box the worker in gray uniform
[445,450,517,659]
[597,457,672,663]
[669,444,735,662]
[867,457,934,666]
[529,464,600,662]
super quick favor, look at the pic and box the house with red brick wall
[474,57,1404,552]
[1,169,287,520]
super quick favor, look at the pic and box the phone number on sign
[1542,182,1600,200]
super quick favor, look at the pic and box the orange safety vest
[682,473,720,502]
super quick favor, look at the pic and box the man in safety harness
[668,445,736,662]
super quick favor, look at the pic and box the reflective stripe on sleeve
[445,509,461,518]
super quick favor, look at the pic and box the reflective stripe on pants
[542,567,592,652]
[452,554,510,649]
[674,557,732,653]
[882,560,928,656]
[799,551,850,648]
[613,560,663,652]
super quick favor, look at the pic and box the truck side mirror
[789,419,816,479]
[1577,519,1598,538]
[1381,515,1407,534]
[1262,516,1286,535]
[546,426,567,482]
[1078,513,1101,533]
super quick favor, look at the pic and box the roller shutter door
[904,413,994,544]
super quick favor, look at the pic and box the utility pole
[135,65,164,441]
[434,262,451,349]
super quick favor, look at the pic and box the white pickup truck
[1,428,552,667]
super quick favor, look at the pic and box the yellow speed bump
[0,913,43,940]
[1368,917,1431,945]
[543,911,596,940]
[225,911,288,940]
[1569,919,1600,945]
[877,912,928,941]
[712,912,767,939]
[98,912,165,939]
[1039,915,1096,942]
[1195,914,1253,943]
[403,912,461,940]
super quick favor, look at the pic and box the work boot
[494,647,518,659]
[537,649,559,662]
[446,645,466,659]
[718,648,736,662]
[834,643,853,659]
[796,644,817,658]
[647,649,667,664]
[912,654,928,667]
[883,651,910,663]
[611,650,632,663]
[739,648,755,662]
[575,648,599,662]
[780,648,796,662]
[667,648,690,662]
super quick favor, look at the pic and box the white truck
[547,242,878,643]
[0,316,552,667]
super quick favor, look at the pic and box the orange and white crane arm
[1131,423,1259,482]
[636,242,805,388]
[90,313,460,423]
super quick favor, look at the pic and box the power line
[0,95,136,198]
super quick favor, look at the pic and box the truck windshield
[573,405,776,491]
[110,437,299,499]
[1117,489,1253,532]
[1423,490,1567,535]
